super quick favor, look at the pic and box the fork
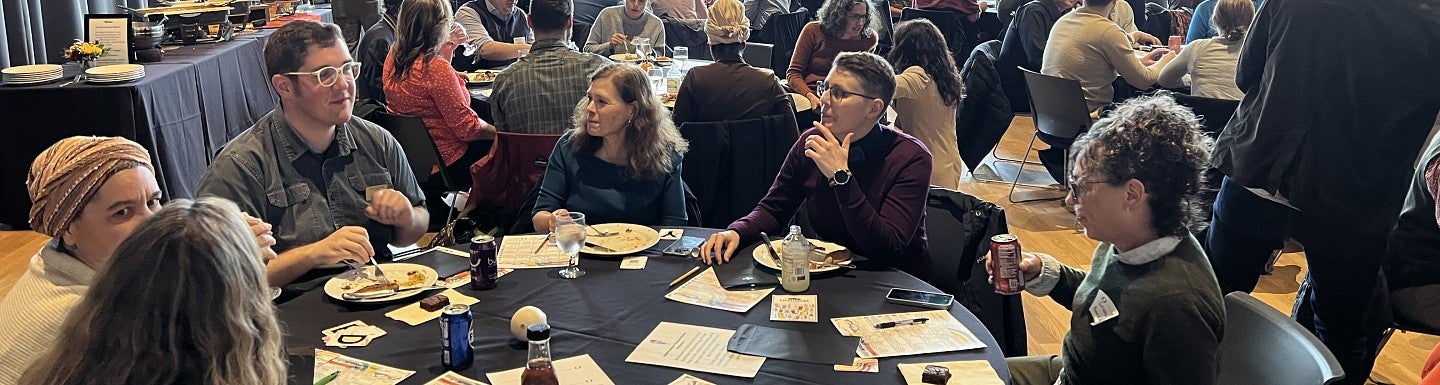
[369,257,392,285]
[587,226,616,237]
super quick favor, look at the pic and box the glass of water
[673,46,688,70]
[554,212,587,279]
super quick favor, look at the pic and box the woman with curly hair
[888,19,965,189]
[787,0,881,109]
[532,63,690,231]
[20,198,287,385]
[991,94,1225,385]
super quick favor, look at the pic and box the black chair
[678,111,800,228]
[1007,68,1090,203]
[1219,292,1345,385]
[757,9,809,77]
[571,21,592,51]
[368,111,468,240]
[923,187,1028,356]
[743,42,774,73]
[899,7,967,66]
[955,40,1014,175]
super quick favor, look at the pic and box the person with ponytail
[1157,0,1254,100]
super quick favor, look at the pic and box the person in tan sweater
[786,0,880,109]
[1040,0,1173,111]
[889,19,965,189]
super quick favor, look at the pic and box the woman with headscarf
[0,137,276,384]
[671,0,794,127]
[20,198,288,385]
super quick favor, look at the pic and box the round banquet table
[275,228,1013,384]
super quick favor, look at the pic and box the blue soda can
[441,304,474,371]
[470,235,498,290]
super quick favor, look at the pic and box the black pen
[874,318,929,329]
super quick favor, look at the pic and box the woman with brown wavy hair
[20,198,286,385]
[532,63,690,231]
[888,19,965,189]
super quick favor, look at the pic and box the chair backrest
[571,21,592,51]
[899,7,966,63]
[466,132,563,219]
[369,111,455,190]
[956,40,1014,173]
[923,186,1028,356]
[1020,68,1090,140]
[744,42,774,73]
[1218,292,1345,385]
[678,113,800,228]
[761,9,810,76]
[1167,92,1239,138]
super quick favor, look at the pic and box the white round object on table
[510,306,547,340]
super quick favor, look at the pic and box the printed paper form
[486,354,615,385]
[664,268,774,313]
[830,310,987,358]
[496,234,570,269]
[313,348,415,385]
[422,371,488,385]
[626,322,767,378]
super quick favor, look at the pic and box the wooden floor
[0,117,1432,383]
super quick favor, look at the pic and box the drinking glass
[673,46,688,70]
[554,212,587,279]
[632,37,652,61]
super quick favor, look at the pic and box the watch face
[834,170,851,184]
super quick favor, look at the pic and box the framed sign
[85,14,131,66]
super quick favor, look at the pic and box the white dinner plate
[609,53,642,62]
[581,223,660,256]
[86,74,145,84]
[85,64,144,76]
[751,239,853,273]
[2,64,62,75]
[465,70,499,85]
[323,263,439,303]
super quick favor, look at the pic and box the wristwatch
[829,169,852,186]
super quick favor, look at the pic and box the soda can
[470,234,498,290]
[441,304,474,371]
[1168,35,1183,53]
[990,234,1024,295]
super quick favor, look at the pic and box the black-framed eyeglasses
[815,81,879,102]
[283,62,362,87]
[1067,177,1125,198]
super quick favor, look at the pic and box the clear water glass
[554,212,587,279]
[673,46,688,70]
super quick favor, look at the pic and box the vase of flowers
[63,40,109,69]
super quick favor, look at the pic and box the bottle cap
[527,323,551,341]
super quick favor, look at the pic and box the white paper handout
[422,371,488,385]
[667,374,717,385]
[496,234,570,269]
[830,310,987,358]
[313,349,416,385]
[626,322,766,378]
[485,354,615,385]
[664,268,774,312]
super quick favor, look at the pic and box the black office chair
[923,186,1028,356]
[899,8,967,65]
[743,42,774,73]
[678,111,800,228]
[1007,68,1090,203]
[757,9,809,77]
[1219,292,1345,385]
[368,111,467,242]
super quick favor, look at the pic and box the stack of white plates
[1,64,63,85]
[85,64,146,84]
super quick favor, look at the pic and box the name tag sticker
[1089,289,1120,326]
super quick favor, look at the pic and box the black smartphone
[662,236,706,256]
[885,288,955,309]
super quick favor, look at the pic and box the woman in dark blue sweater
[531,63,690,231]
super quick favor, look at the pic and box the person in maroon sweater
[701,52,934,278]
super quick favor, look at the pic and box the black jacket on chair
[678,113,800,229]
[956,40,1014,173]
[924,187,1027,356]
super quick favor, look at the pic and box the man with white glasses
[198,21,428,287]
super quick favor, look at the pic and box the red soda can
[470,234,498,290]
[991,234,1024,294]
[1168,36,1183,53]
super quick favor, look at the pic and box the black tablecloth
[0,36,275,229]
[276,228,1012,385]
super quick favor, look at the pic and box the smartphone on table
[885,288,955,309]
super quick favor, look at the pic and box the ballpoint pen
[873,318,929,329]
[313,370,340,385]
[532,232,553,254]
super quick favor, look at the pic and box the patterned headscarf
[27,136,153,237]
[705,0,750,45]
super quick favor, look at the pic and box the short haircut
[529,0,574,32]
[832,51,896,111]
[263,21,343,76]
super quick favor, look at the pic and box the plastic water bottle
[780,225,811,292]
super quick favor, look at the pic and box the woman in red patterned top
[384,0,497,184]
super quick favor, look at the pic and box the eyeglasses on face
[283,62,362,87]
[1067,176,1125,198]
[815,81,879,102]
